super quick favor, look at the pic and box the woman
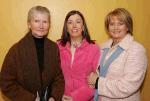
[0,6,64,101]
[87,8,147,101]
[57,10,100,101]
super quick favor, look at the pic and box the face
[67,14,84,40]
[28,12,50,38]
[108,16,128,41]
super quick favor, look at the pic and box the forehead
[110,15,124,22]
[68,14,82,20]
[31,12,49,19]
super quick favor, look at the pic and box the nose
[72,22,77,28]
[114,24,119,30]
[39,22,44,28]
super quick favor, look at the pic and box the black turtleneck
[33,37,44,72]
[33,36,45,99]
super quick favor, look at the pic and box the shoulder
[56,40,67,51]
[129,41,146,53]
[46,38,57,45]
[89,43,100,50]
[85,43,100,54]
[46,38,58,48]
[100,39,112,49]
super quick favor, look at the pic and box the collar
[102,34,134,51]
[58,38,90,51]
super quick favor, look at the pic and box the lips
[37,30,45,32]
[71,29,78,33]
[111,31,121,34]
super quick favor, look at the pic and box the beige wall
[0,0,150,100]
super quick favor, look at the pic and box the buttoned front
[58,39,100,101]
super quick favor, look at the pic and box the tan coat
[0,33,64,101]
[98,34,147,101]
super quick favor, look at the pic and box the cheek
[45,25,50,29]
[108,28,113,33]
[67,26,72,33]
[125,27,129,32]
[108,25,113,31]
[79,24,84,29]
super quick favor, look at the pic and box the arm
[92,45,101,72]
[0,46,35,101]
[50,47,65,101]
[98,44,147,98]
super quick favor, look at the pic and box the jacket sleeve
[92,45,100,72]
[0,46,35,101]
[98,44,147,98]
[50,47,65,101]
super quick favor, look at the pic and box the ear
[126,27,129,33]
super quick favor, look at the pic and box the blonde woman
[88,8,147,101]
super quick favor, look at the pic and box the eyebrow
[67,19,82,21]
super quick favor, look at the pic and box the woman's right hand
[35,92,40,101]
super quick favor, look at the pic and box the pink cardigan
[57,39,100,101]
[98,34,147,101]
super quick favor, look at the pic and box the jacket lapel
[18,33,41,94]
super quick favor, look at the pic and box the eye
[109,22,114,26]
[43,21,48,23]
[67,21,72,24]
[76,20,82,23]
[119,22,124,25]
[34,20,39,22]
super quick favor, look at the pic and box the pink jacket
[98,34,147,101]
[57,39,100,101]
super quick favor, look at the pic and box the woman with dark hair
[57,10,100,101]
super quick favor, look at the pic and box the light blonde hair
[27,5,50,23]
[105,8,133,35]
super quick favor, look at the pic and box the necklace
[71,41,81,48]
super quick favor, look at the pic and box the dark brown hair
[59,10,95,46]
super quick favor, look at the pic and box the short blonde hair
[105,8,133,35]
[27,5,50,23]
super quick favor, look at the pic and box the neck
[71,37,83,44]
[111,39,120,47]
[70,37,83,48]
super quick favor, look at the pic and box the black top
[33,36,45,99]
[33,36,44,72]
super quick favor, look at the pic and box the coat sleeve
[50,46,65,101]
[98,44,147,98]
[0,46,35,101]
[92,45,100,72]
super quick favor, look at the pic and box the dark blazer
[0,33,64,101]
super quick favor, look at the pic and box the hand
[87,72,98,86]
[48,97,55,101]
[62,95,73,101]
[35,92,40,101]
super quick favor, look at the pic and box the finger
[63,95,71,100]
